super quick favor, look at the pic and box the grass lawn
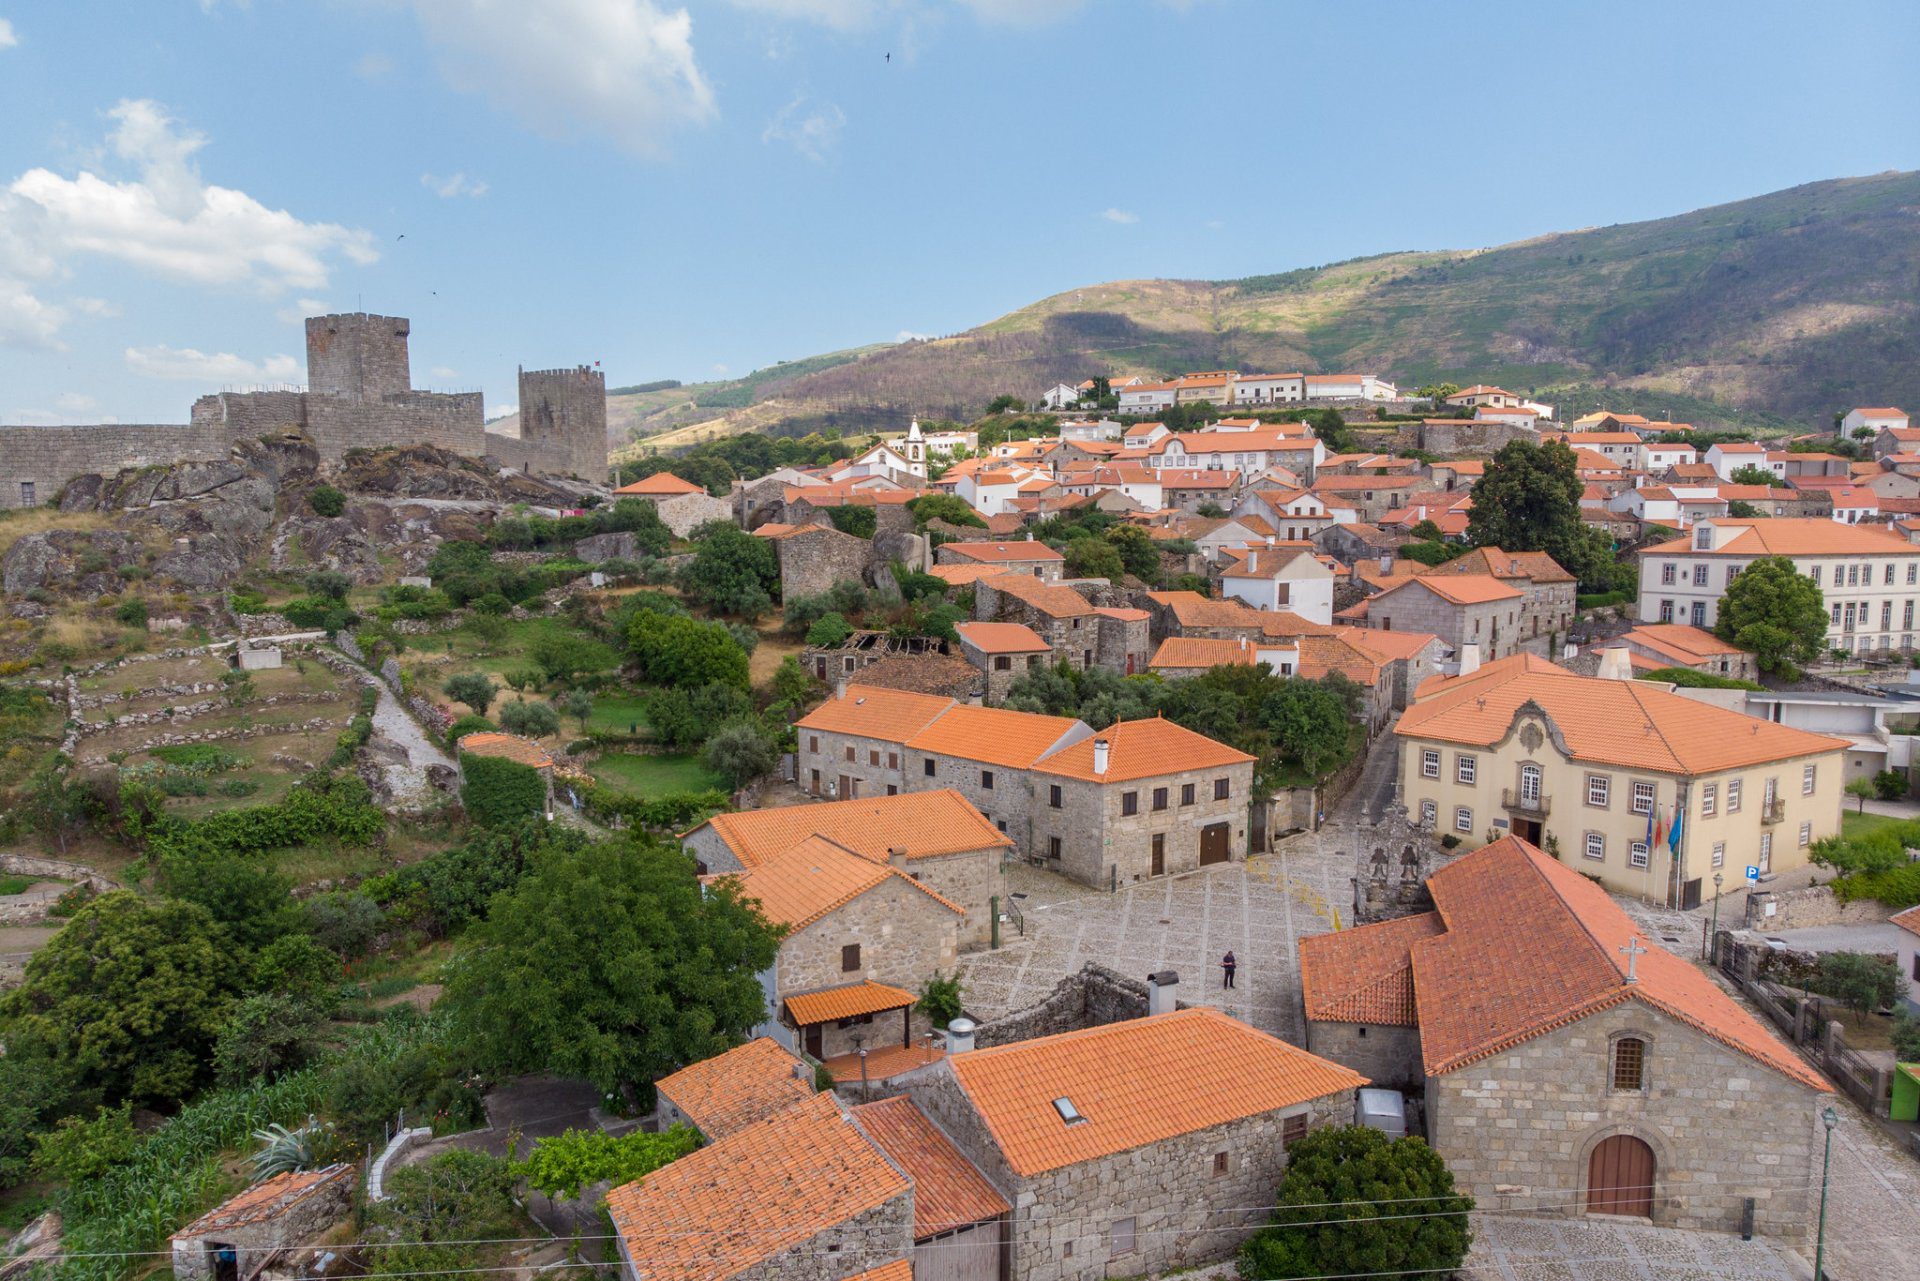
[590,750,725,798]
[1841,810,1909,842]
[585,691,654,736]
[1827,1005,1895,1051]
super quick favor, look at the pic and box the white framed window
[1420,799,1437,825]
[1629,841,1650,869]
[1659,600,1674,623]
[1631,781,1656,816]
[1454,806,1473,833]
[1759,830,1773,872]
[1711,841,1725,869]
[1583,831,1605,861]
[1421,749,1440,779]
[1810,565,1822,585]
[1799,821,1812,848]
[1586,774,1611,807]
[1693,564,1709,586]
[1456,755,1477,785]
[1888,564,1898,585]
[1802,764,1817,795]
[1660,562,1676,585]
[1700,783,1717,817]
[1727,779,1743,813]
[1908,562,1917,586]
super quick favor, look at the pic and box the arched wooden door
[1587,1134,1655,1218]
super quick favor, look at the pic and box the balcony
[1502,788,1551,818]
[1760,798,1786,825]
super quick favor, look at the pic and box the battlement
[504,363,608,481]
[306,313,411,399]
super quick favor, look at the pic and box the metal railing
[1501,787,1551,817]
[1759,797,1786,825]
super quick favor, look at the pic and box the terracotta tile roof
[928,562,1016,585]
[1092,606,1149,622]
[1258,611,1341,638]
[1398,659,1845,775]
[906,703,1086,769]
[1668,463,1718,479]
[693,788,1012,865]
[1407,837,1830,1091]
[752,522,805,539]
[615,472,706,496]
[979,572,1096,618]
[1855,407,1909,417]
[1439,460,1487,475]
[1378,574,1522,606]
[1312,474,1421,492]
[949,1008,1365,1176]
[1424,547,1575,584]
[1300,913,1445,1026]
[785,980,918,1026]
[1143,590,1264,629]
[944,541,1064,563]
[1034,715,1255,783]
[841,1262,912,1281]
[1640,518,1918,557]
[847,653,983,699]
[954,621,1053,654]
[852,1098,1011,1238]
[794,686,956,742]
[654,1038,815,1140]
[177,1165,354,1237]
[1622,623,1747,664]
[1149,636,1257,671]
[456,731,553,769]
[725,835,965,931]
[1297,634,1384,686]
[606,1092,907,1281]
[1335,625,1436,661]
[1892,905,1920,938]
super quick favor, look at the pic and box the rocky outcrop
[335,444,572,504]
[575,531,637,563]
[2,528,148,596]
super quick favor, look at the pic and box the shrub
[460,753,546,827]
[280,596,354,632]
[446,713,499,744]
[213,993,327,1085]
[499,699,561,738]
[703,718,779,789]
[31,1103,139,1185]
[305,890,386,958]
[1874,769,1908,802]
[114,598,149,629]
[443,672,497,717]
[1813,951,1899,1013]
[516,1125,699,1199]
[1635,667,1764,691]
[305,569,353,600]
[646,682,750,751]
[917,972,964,1026]
[806,611,854,648]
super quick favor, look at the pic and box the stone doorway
[1199,822,1230,866]
[1587,1134,1655,1218]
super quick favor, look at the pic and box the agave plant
[248,1116,324,1182]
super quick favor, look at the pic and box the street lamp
[1704,871,1725,960]
[1814,1105,1839,1281]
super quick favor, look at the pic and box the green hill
[649,171,1920,443]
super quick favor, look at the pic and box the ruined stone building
[1,312,606,508]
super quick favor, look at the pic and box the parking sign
[1744,865,1760,883]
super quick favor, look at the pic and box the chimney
[946,1017,977,1054]
[1238,635,1247,650]
[1248,551,1257,572]
[1456,641,1482,678]
[1596,644,1633,682]
[1378,553,1393,576]
[832,675,848,699]
[1266,535,1276,547]
[1147,970,1179,1016]
[1092,739,1110,776]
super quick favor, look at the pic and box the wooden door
[1150,833,1165,877]
[839,774,855,800]
[1199,822,1231,866]
[804,1023,823,1059]
[1587,1134,1655,1218]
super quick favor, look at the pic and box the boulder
[575,531,638,563]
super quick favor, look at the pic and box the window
[1281,1113,1309,1149]
[1909,563,1917,586]
[1214,777,1230,800]
[1660,562,1676,585]
[1456,755,1477,785]
[17,482,32,506]
[1213,1151,1230,1177]
[887,752,898,770]
[981,770,994,790]
[1803,763,1817,795]
[1048,835,1062,859]
[1049,784,1063,809]
[1629,841,1650,869]
[1612,1037,1646,1091]
[808,735,819,753]
[1712,841,1725,869]
[1122,791,1138,816]
[1659,600,1674,623]
[1888,564,1898,585]
[993,655,1011,671]
[1111,1218,1136,1256]
[1421,749,1441,779]
[1586,774,1611,807]
[1831,603,1842,625]
[1725,565,1738,586]
[923,759,936,777]
[841,944,861,972]
[1848,564,1860,587]
[1454,806,1473,833]
[1810,565,1822,586]
[869,749,880,766]
[1690,601,1707,627]
[844,745,855,763]
[1631,781,1656,816]
[1584,831,1605,861]
[1420,799,1437,824]
[1727,779,1742,813]
[886,785,898,796]
[1182,782,1196,806]
[1799,821,1812,848]
[1759,830,1773,872]
[1886,602,1896,631]
[1693,564,1709,586]
[1152,787,1169,811]
[1700,783,1717,817]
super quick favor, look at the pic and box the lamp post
[1704,871,1724,960]
[1814,1105,1839,1281]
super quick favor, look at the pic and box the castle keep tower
[512,365,608,480]
[306,314,412,399]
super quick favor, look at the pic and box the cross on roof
[1620,935,1648,984]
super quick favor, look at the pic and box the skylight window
[1052,1097,1087,1125]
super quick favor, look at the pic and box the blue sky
[1,0,1915,424]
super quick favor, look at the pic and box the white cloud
[354,51,394,79]
[7,406,119,426]
[125,344,300,384]
[408,0,714,157]
[728,0,882,29]
[421,171,488,199]
[894,329,930,342]
[0,100,377,350]
[429,365,459,380]
[762,96,845,162]
[487,402,518,420]
[55,392,97,413]
[0,18,18,48]
[709,364,729,376]
[728,0,1083,27]
[954,0,1082,24]
[1099,207,1138,225]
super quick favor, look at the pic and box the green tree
[3,892,235,1106]
[499,699,561,738]
[158,849,303,956]
[1260,680,1354,778]
[308,484,346,517]
[917,973,964,1027]
[1846,777,1876,813]
[1105,525,1162,582]
[1465,439,1582,555]
[1239,1126,1472,1280]
[1714,556,1827,678]
[704,718,779,790]
[443,673,497,716]
[908,493,986,529]
[1874,769,1908,802]
[681,525,779,616]
[646,682,751,751]
[366,1150,521,1280]
[30,1102,138,1185]
[0,1047,78,1187]
[304,568,353,600]
[528,632,617,685]
[441,835,781,1104]
[985,393,1023,415]
[1063,537,1125,581]
[824,505,878,539]
[213,993,326,1085]
[1815,951,1898,1014]
[460,754,547,828]
[805,611,854,648]
[517,1125,699,1200]
[628,613,750,690]
[1727,500,1762,518]
[558,689,594,732]
[1728,464,1777,487]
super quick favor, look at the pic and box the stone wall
[1426,999,1822,1241]
[797,728,909,801]
[170,1164,356,1281]
[907,747,1035,853]
[0,422,231,510]
[729,1188,912,1281]
[307,392,485,464]
[1409,420,1541,455]
[307,313,411,398]
[970,963,1153,1048]
[0,853,118,894]
[888,847,1005,951]
[1743,883,1893,931]
[648,491,732,538]
[776,527,872,600]
[777,877,958,1060]
[1303,1020,1422,1091]
[515,366,608,481]
[1028,761,1254,890]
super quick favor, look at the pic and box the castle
[0,313,607,509]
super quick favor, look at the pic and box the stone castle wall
[0,421,232,510]
[307,313,411,398]
[514,365,607,480]
[308,392,485,464]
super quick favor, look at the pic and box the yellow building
[1396,654,1846,902]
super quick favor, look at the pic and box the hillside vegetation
[620,171,1920,443]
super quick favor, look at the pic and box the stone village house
[170,1165,356,1281]
[1300,835,1832,1240]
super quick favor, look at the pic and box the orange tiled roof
[1259,611,1340,639]
[726,836,964,931]
[606,1092,906,1281]
[177,1165,353,1236]
[949,1008,1365,1176]
[906,703,1085,769]
[928,562,1015,585]
[1641,518,1918,557]
[456,731,553,769]
[615,472,706,496]
[693,788,1012,865]
[1142,590,1264,629]
[1378,573,1522,606]
[1300,912,1444,1026]
[1406,837,1830,1091]
[1892,905,1920,939]
[954,621,1053,654]
[979,572,1097,617]
[1334,625,1436,661]
[785,980,917,1026]
[794,686,956,742]
[1034,716,1255,783]
[1297,634,1385,686]
[852,1097,1011,1238]
[1423,547,1575,584]
[1622,623,1746,664]
[1149,636,1257,671]
[841,1263,912,1281]
[654,1038,815,1141]
[944,541,1064,563]
[1398,658,1845,775]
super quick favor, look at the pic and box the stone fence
[0,853,117,893]
[972,962,1165,1048]
[1744,883,1893,932]
[73,691,347,738]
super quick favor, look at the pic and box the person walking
[1222,950,1237,989]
